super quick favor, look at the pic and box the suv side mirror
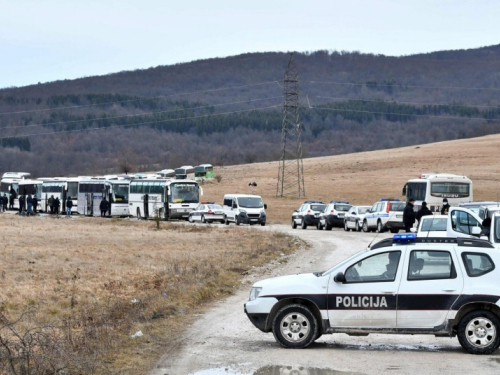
[334,272,346,283]
[471,226,481,236]
[264,204,267,210]
[366,209,371,213]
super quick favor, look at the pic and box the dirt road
[151,225,500,375]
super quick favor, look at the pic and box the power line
[306,80,500,91]
[1,96,283,130]
[0,80,281,115]
[315,96,500,110]
[0,103,282,140]
[306,106,500,122]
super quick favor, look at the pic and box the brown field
[203,133,500,223]
[0,215,302,374]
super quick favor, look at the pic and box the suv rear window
[390,202,405,211]
[310,204,326,211]
[461,252,495,277]
[334,204,351,212]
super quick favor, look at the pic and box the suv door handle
[381,291,395,294]
[442,289,456,292]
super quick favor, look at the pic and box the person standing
[18,195,25,215]
[403,198,416,233]
[27,195,33,216]
[2,195,7,212]
[441,198,450,215]
[9,188,16,210]
[32,195,38,214]
[100,197,108,217]
[54,197,61,215]
[66,196,73,216]
[415,201,433,223]
[48,195,54,214]
[0,194,3,213]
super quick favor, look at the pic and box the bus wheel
[136,209,141,220]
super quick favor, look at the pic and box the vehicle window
[334,204,351,212]
[345,251,401,283]
[370,204,377,212]
[358,207,368,215]
[462,253,495,277]
[420,218,447,232]
[310,204,326,211]
[408,251,456,280]
[450,210,481,235]
[223,198,232,207]
[430,182,470,198]
[407,182,427,202]
[390,202,405,211]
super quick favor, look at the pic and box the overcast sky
[1,0,499,89]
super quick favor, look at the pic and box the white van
[223,194,267,226]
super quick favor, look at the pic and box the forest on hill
[1,44,500,177]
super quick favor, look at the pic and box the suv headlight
[260,210,266,217]
[240,210,247,216]
[249,287,262,301]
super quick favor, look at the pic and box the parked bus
[2,172,31,179]
[155,169,176,178]
[0,177,21,209]
[402,173,473,213]
[40,178,67,213]
[175,166,195,180]
[77,179,130,217]
[194,164,214,181]
[18,179,43,212]
[129,178,202,220]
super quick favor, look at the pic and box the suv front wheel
[272,304,318,349]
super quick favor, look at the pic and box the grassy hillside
[1,46,500,177]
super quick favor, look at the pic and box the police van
[363,198,405,233]
[245,234,500,354]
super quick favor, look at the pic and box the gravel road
[151,225,500,375]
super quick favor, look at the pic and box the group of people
[0,194,8,212]
[403,197,451,232]
[0,193,75,216]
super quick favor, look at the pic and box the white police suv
[292,201,326,229]
[363,198,405,233]
[244,234,500,354]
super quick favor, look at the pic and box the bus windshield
[237,197,264,208]
[113,184,129,203]
[431,182,470,198]
[171,183,199,203]
[406,182,427,201]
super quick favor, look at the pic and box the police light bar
[330,200,350,204]
[393,233,416,242]
[380,198,400,201]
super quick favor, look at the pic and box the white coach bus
[77,179,130,217]
[174,166,195,180]
[129,178,202,220]
[18,179,43,211]
[402,173,473,213]
[40,178,67,213]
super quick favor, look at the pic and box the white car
[415,215,448,237]
[291,201,326,229]
[245,234,500,354]
[363,199,405,233]
[188,203,225,223]
[317,201,352,230]
[343,205,371,232]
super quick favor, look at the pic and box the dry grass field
[0,215,302,374]
[203,134,500,223]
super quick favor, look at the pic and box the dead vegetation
[0,215,302,374]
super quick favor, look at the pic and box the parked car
[188,203,225,224]
[317,201,352,230]
[363,198,405,233]
[291,201,326,229]
[459,201,500,218]
[414,215,448,237]
[343,205,371,232]
[245,233,500,354]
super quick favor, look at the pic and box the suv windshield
[238,197,264,208]
[334,204,351,212]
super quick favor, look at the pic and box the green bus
[195,164,214,181]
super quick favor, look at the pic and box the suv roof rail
[370,236,494,250]
[330,200,350,204]
[304,200,324,204]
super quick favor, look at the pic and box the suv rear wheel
[301,220,307,229]
[376,220,384,233]
[344,221,350,231]
[457,310,500,354]
[291,218,297,229]
[362,220,370,233]
[355,221,361,232]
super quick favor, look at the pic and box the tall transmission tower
[276,54,305,198]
